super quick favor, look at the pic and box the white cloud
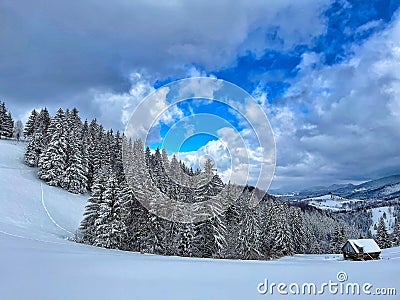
[175,123,275,190]
[91,73,154,130]
[268,12,400,190]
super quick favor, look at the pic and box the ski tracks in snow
[40,183,74,236]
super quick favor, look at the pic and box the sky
[1,0,400,191]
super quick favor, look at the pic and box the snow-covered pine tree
[161,148,170,174]
[151,148,170,193]
[80,120,91,189]
[193,218,215,258]
[103,129,114,169]
[79,173,106,244]
[127,139,162,253]
[24,108,51,166]
[145,146,151,168]
[331,226,345,253]
[376,216,391,249]
[131,139,146,182]
[0,102,5,139]
[94,125,108,177]
[208,181,235,258]
[267,202,294,258]
[93,174,125,249]
[393,220,400,246]
[142,212,164,255]
[23,109,38,138]
[24,137,39,167]
[175,221,195,257]
[0,102,14,138]
[234,190,262,260]
[224,196,241,258]
[142,182,167,255]
[308,232,322,254]
[87,119,109,190]
[38,108,68,186]
[289,208,306,254]
[61,109,88,194]
[117,180,137,250]
[169,154,180,182]
[113,131,124,183]
[210,202,228,258]
[203,158,214,177]
[61,136,88,193]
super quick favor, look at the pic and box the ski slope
[0,139,399,300]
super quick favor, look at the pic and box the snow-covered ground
[0,139,399,299]
[304,194,363,211]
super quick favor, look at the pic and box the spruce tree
[161,148,170,173]
[0,102,5,138]
[0,102,14,138]
[61,109,87,194]
[193,218,215,258]
[79,174,106,244]
[331,226,345,253]
[24,108,50,166]
[267,202,294,258]
[376,216,391,249]
[23,109,38,138]
[94,174,125,249]
[118,181,136,250]
[175,222,195,257]
[290,208,306,254]
[235,196,262,259]
[392,220,400,246]
[61,137,88,194]
[38,109,68,186]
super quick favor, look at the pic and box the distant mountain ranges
[272,175,400,201]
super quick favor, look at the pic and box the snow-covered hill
[302,194,364,211]
[0,139,399,300]
[0,139,87,242]
[279,175,400,200]
[300,193,398,234]
[370,206,397,235]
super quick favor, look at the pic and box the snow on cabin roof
[347,239,381,253]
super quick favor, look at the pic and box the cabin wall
[343,251,380,260]
[342,242,356,253]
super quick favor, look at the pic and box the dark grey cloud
[0,0,331,126]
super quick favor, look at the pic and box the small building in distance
[342,239,381,260]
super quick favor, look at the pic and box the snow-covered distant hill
[277,175,400,201]
[0,139,399,300]
[299,192,398,234]
[301,194,364,212]
[340,175,400,199]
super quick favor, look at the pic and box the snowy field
[305,194,364,211]
[0,140,399,300]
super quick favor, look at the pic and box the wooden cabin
[342,239,381,260]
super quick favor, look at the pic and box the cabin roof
[345,239,381,253]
